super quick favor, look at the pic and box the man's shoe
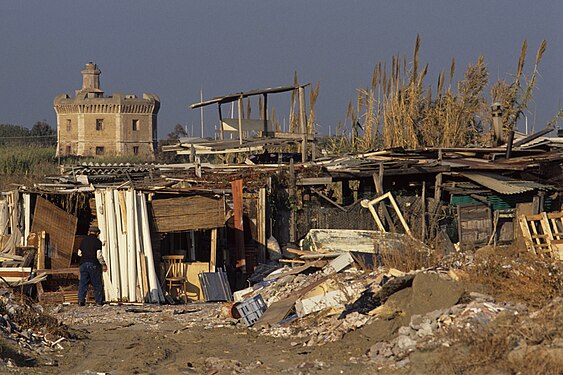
[78,302,85,306]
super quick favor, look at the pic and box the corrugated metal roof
[460,172,554,195]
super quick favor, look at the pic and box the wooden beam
[421,181,426,241]
[298,86,307,162]
[312,188,347,212]
[289,159,297,243]
[263,93,268,136]
[237,96,243,145]
[37,231,46,270]
[231,179,245,272]
[372,165,396,232]
[257,188,267,265]
[218,103,224,140]
[297,177,332,186]
[210,228,217,272]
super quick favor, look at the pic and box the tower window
[95,146,104,155]
[66,119,72,132]
[65,145,71,154]
[133,146,139,155]
[96,119,104,131]
[132,119,139,131]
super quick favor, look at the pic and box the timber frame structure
[164,84,315,162]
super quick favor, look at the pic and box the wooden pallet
[519,212,563,260]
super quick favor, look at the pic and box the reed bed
[326,37,548,154]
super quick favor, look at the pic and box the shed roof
[460,172,553,195]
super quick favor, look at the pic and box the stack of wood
[0,232,48,287]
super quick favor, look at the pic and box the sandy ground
[32,303,388,375]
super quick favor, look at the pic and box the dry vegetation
[458,245,563,308]
[437,297,563,374]
[373,234,441,272]
[326,36,550,154]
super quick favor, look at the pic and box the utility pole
[200,89,204,138]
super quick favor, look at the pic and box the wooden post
[238,96,244,145]
[421,181,426,241]
[434,173,443,202]
[231,179,245,272]
[218,103,224,140]
[289,159,296,243]
[37,231,46,270]
[372,164,395,232]
[298,86,307,162]
[257,188,267,265]
[210,228,217,272]
[263,93,268,136]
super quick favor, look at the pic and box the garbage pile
[233,252,471,346]
[227,240,562,372]
[0,289,70,368]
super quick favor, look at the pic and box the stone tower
[77,62,103,96]
[54,63,160,159]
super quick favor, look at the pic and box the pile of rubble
[367,297,525,367]
[0,289,69,368]
[219,239,562,373]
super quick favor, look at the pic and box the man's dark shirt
[79,234,103,265]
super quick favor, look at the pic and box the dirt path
[33,303,382,375]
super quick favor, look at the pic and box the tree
[30,120,55,137]
[167,123,188,140]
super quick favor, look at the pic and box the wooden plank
[31,197,78,269]
[36,267,80,275]
[151,195,225,232]
[210,228,217,272]
[257,188,267,266]
[299,86,307,162]
[140,254,149,301]
[296,177,332,186]
[279,259,306,264]
[232,179,246,272]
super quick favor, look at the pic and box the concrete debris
[368,298,526,366]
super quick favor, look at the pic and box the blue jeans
[78,262,104,305]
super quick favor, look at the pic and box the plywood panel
[151,196,224,232]
[31,197,78,269]
[186,261,210,301]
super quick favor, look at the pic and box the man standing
[77,225,107,306]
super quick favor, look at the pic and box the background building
[54,63,160,159]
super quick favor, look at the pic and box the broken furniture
[361,192,413,237]
[162,255,188,303]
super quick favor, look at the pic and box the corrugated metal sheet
[460,172,553,195]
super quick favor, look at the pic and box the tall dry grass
[326,36,549,154]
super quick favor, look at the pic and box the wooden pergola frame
[190,83,311,161]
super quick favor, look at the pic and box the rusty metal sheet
[31,197,78,269]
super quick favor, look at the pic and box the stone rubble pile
[368,298,524,367]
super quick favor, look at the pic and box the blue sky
[1,1,561,138]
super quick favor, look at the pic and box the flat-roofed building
[54,63,160,159]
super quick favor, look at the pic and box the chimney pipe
[491,103,503,146]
